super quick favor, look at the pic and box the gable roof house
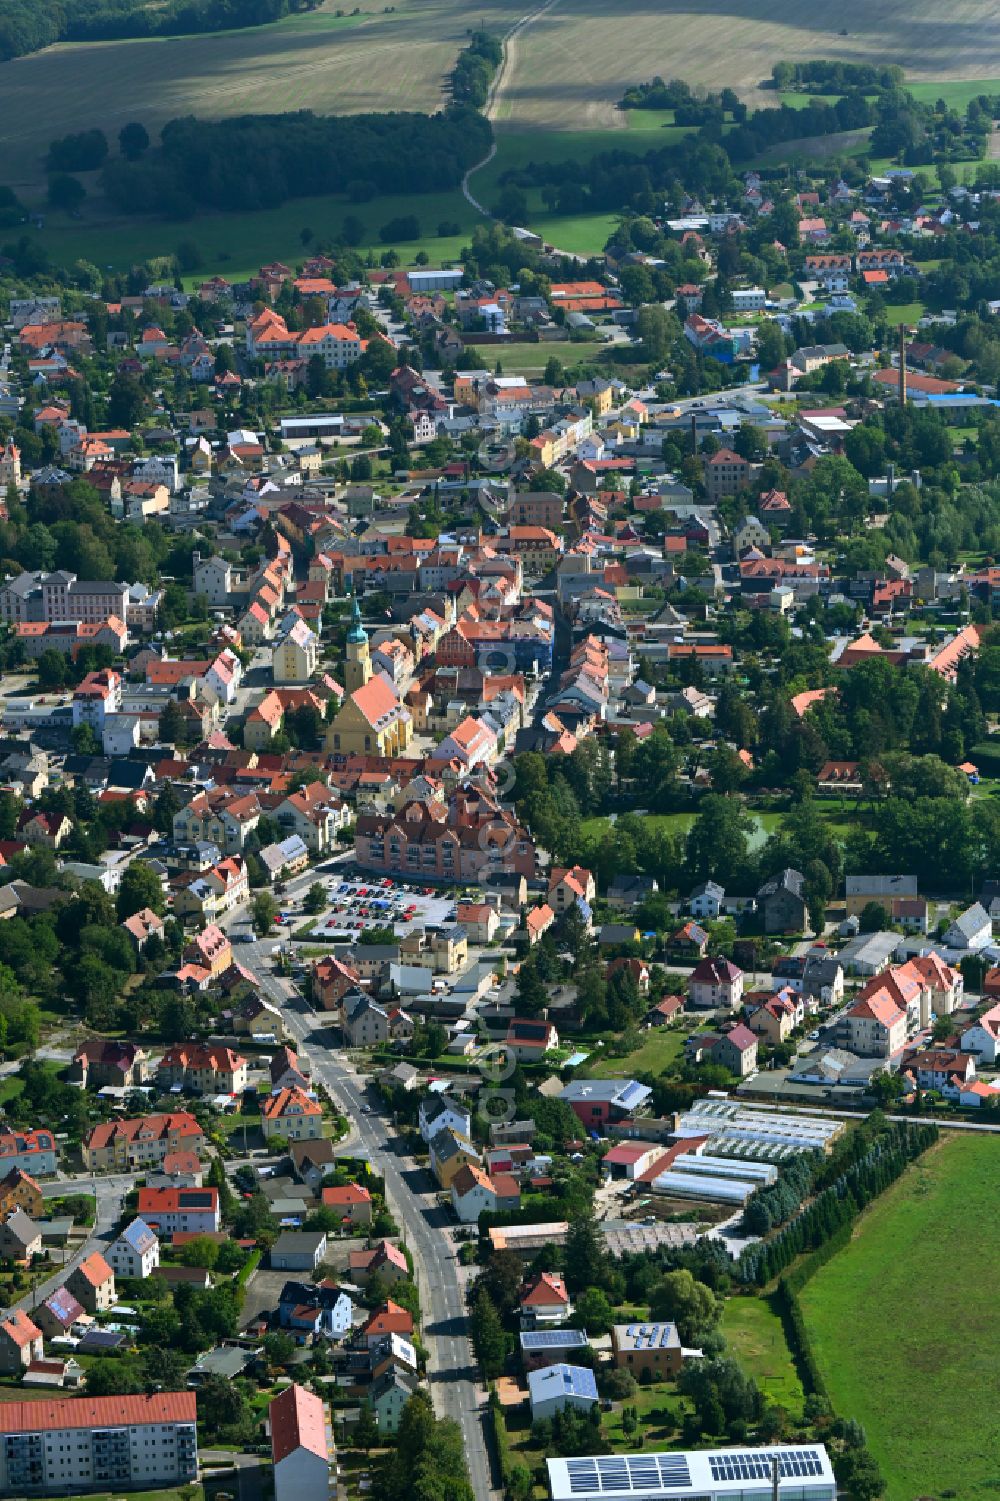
[270,1383,331,1501]
[0,1310,43,1375]
[66,1251,116,1313]
[756,868,808,934]
[520,1272,572,1328]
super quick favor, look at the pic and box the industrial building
[547,1445,836,1501]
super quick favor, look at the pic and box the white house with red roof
[846,991,907,1058]
[520,1271,572,1328]
[270,1384,331,1501]
[961,999,1000,1065]
[689,956,744,1010]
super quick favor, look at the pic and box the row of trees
[737,1123,938,1285]
[98,106,492,217]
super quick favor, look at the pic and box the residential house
[270,1045,310,1093]
[66,1252,116,1313]
[520,1271,572,1328]
[33,1288,85,1341]
[756,869,808,933]
[321,1183,372,1228]
[711,1024,759,1077]
[0,1129,58,1177]
[0,1311,43,1375]
[505,1018,559,1063]
[961,1000,1000,1064]
[136,1187,221,1236]
[689,881,725,920]
[611,1322,682,1380]
[689,956,744,1010]
[419,1096,472,1144]
[270,1384,331,1501]
[71,1038,148,1090]
[450,1163,520,1223]
[108,1218,160,1280]
[846,992,907,1058]
[745,989,803,1044]
[528,1363,598,1421]
[371,1369,420,1434]
[82,1112,204,1171]
[429,1128,481,1189]
[0,1211,41,1263]
[262,1087,324,1142]
[0,1168,43,1220]
[158,1043,248,1096]
[942,902,992,952]
[558,1078,651,1131]
[349,1239,408,1285]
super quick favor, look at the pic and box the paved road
[8,1174,131,1317]
[239,958,498,1501]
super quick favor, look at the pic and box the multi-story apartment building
[82,1112,205,1172]
[136,1186,220,1236]
[0,1392,198,1495]
[0,571,129,626]
[0,1129,57,1177]
[157,1044,248,1096]
[354,797,536,882]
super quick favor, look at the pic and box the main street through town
[235,942,499,1501]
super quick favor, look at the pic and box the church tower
[344,594,371,694]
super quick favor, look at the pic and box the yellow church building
[325,597,412,756]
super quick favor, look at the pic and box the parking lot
[307,876,459,939]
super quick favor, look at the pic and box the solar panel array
[521,1329,588,1349]
[707,1450,826,1484]
[624,1324,676,1350]
[563,1456,692,1494]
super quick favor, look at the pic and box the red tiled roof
[270,1383,328,1464]
[0,1392,196,1433]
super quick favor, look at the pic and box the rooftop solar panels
[707,1449,826,1482]
[562,1455,692,1495]
[549,1445,835,1501]
[521,1329,588,1349]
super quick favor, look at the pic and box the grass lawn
[580,813,696,841]
[722,1296,804,1417]
[800,1134,1000,1501]
[604,1382,689,1449]
[589,1027,686,1079]
[484,340,609,375]
[882,301,928,326]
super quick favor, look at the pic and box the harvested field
[494,0,1000,129]
[0,0,524,197]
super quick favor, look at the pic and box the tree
[47,174,86,214]
[262,1330,295,1366]
[636,305,672,364]
[686,795,754,885]
[563,1210,609,1295]
[572,1287,613,1335]
[515,956,547,1017]
[303,882,326,915]
[252,890,278,934]
[119,122,150,160]
[356,1400,379,1452]
[470,1287,508,1377]
[858,900,889,933]
[117,860,166,921]
[649,1270,720,1343]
